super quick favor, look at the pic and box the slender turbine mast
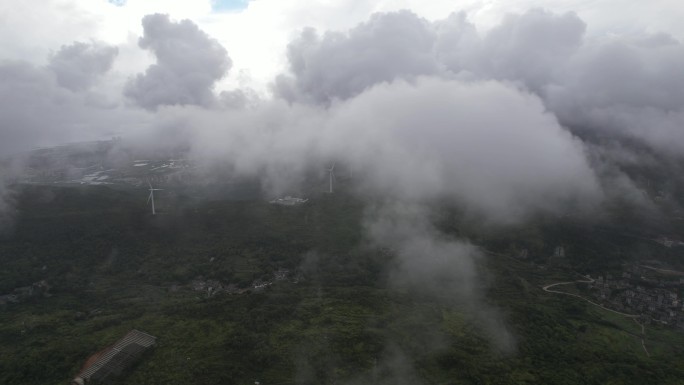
[327,163,336,193]
[147,180,164,215]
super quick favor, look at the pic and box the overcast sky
[1,0,682,211]
[0,0,681,206]
[1,0,683,93]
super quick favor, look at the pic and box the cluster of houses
[188,269,294,298]
[191,278,246,297]
[587,268,684,329]
[0,280,50,305]
[18,139,196,188]
[72,329,156,385]
[269,196,308,206]
[654,236,684,248]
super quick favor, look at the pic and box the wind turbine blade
[147,179,152,189]
[147,192,153,203]
[330,162,336,171]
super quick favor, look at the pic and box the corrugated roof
[76,329,156,383]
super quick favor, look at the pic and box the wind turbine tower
[327,163,336,193]
[147,180,163,215]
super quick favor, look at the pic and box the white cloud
[6,0,683,95]
[124,14,232,110]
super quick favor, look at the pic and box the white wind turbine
[327,163,336,193]
[147,180,163,215]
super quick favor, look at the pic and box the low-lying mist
[1,7,684,354]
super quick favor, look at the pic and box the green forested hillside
[1,185,683,385]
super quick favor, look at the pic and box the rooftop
[73,329,156,384]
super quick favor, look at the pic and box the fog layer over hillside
[1,7,684,346]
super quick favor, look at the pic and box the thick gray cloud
[219,88,261,109]
[275,9,587,103]
[275,10,440,104]
[435,9,586,92]
[448,10,684,159]
[125,13,232,110]
[0,62,77,155]
[0,59,145,157]
[477,9,586,90]
[276,8,684,160]
[545,37,684,156]
[433,12,481,75]
[48,41,119,91]
[190,77,602,223]
[328,78,601,221]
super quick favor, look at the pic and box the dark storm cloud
[124,13,232,110]
[48,41,119,91]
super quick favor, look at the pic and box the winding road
[542,279,639,318]
[542,278,650,356]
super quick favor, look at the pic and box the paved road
[631,317,650,357]
[640,265,684,276]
